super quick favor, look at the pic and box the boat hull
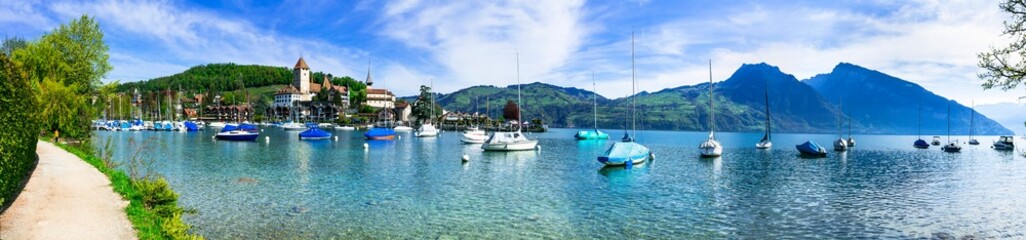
[365,128,397,140]
[215,132,259,141]
[755,140,772,149]
[575,130,609,140]
[481,140,538,151]
[796,141,827,156]
[913,139,930,149]
[598,142,650,166]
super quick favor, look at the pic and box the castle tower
[365,63,373,87]
[293,57,310,93]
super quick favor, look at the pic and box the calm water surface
[94,128,1026,239]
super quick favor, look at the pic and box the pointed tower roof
[294,57,309,70]
[365,65,374,86]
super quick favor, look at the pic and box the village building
[269,57,351,122]
[363,66,396,109]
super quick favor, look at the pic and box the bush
[0,53,39,208]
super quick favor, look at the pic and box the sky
[2,0,1024,106]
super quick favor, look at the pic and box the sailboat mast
[593,71,597,130]
[947,102,951,143]
[918,98,922,138]
[971,100,975,138]
[631,32,637,138]
[516,52,522,132]
[430,78,434,123]
[708,59,714,134]
[764,84,770,140]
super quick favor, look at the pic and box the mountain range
[413,62,1013,135]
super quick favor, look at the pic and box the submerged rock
[235,177,259,184]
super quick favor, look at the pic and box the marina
[93,128,1026,239]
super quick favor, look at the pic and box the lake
[93,128,1026,239]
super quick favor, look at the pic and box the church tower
[293,57,310,93]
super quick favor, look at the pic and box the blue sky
[1,0,1021,106]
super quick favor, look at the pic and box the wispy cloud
[377,0,589,94]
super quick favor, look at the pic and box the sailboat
[846,110,855,147]
[913,99,930,149]
[417,78,439,137]
[575,72,609,140]
[755,81,772,149]
[833,98,848,152]
[699,60,723,157]
[941,102,961,153]
[598,32,652,166]
[481,52,538,151]
[968,100,979,145]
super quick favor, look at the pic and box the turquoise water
[94,128,1026,239]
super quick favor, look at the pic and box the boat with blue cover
[598,33,651,166]
[215,123,260,141]
[365,127,396,140]
[575,72,608,140]
[299,127,332,140]
[183,121,199,131]
[796,141,827,156]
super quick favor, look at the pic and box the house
[363,65,395,109]
[393,102,411,123]
[269,57,351,122]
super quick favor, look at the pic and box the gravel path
[0,141,137,240]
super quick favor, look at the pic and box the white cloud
[45,0,369,85]
[378,0,588,95]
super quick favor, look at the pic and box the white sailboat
[756,82,772,149]
[417,78,439,137]
[699,60,723,157]
[482,52,538,151]
[941,102,961,152]
[833,97,848,152]
[968,100,979,145]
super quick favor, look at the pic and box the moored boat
[598,134,651,167]
[364,127,396,140]
[299,127,332,140]
[281,122,306,131]
[993,135,1014,150]
[699,60,722,158]
[215,124,260,141]
[416,123,439,137]
[481,131,538,151]
[460,127,487,144]
[796,141,827,156]
[575,72,609,140]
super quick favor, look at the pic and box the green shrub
[0,53,39,208]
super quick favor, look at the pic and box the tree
[11,15,111,142]
[0,53,39,206]
[411,85,441,123]
[503,100,519,122]
[979,0,1026,93]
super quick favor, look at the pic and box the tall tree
[979,0,1026,94]
[12,14,111,141]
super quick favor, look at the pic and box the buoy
[334,136,338,141]
[461,154,470,163]
[536,145,541,151]
[265,136,270,143]
[398,135,402,140]
[363,143,369,149]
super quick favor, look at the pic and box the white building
[363,65,396,109]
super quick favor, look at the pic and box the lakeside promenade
[0,141,136,240]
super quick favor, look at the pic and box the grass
[48,138,203,240]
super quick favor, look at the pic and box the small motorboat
[318,123,336,129]
[215,124,259,141]
[183,121,199,132]
[416,123,439,137]
[913,139,930,149]
[574,129,609,140]
[364,127,396,140]
[208,122,227,129]
[597,136,651,167]
[481,131,538,151]
[461,127,488,144]
[335,125,355,131]
[796,141,827,156]
[968,139,980,145]
[394,125,414,132]
[281,122,306,131]
[993,135,1014,150]
[299,127,332,140]
[941,142,961,153]
[931,136,941,146]
[847,137,856,147]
